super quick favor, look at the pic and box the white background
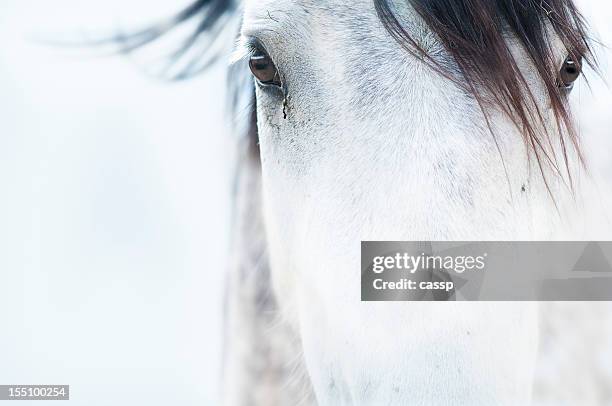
[0,1,232,405]
[0,1,609,405]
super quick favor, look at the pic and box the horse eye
[558,55,582,90]
[249,52,282,87]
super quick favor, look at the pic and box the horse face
[240,0,570,403]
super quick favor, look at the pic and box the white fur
[229,1,612,404]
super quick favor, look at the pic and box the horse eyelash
[229,42,252,65]
[230,36,269,66]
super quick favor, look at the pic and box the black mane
[117,0,236,79]
[376,0,595,189]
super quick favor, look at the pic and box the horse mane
[375,0,596,191]
[131,0,595,189]
[115,0,236,79]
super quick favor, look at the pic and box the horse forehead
[242,0,430,54]
[243,0,371,29]
[243,0,371,16]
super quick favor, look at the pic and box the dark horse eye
[249,52,282,87]
[558,55,582,90]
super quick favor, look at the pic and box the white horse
[129,0,612,404]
